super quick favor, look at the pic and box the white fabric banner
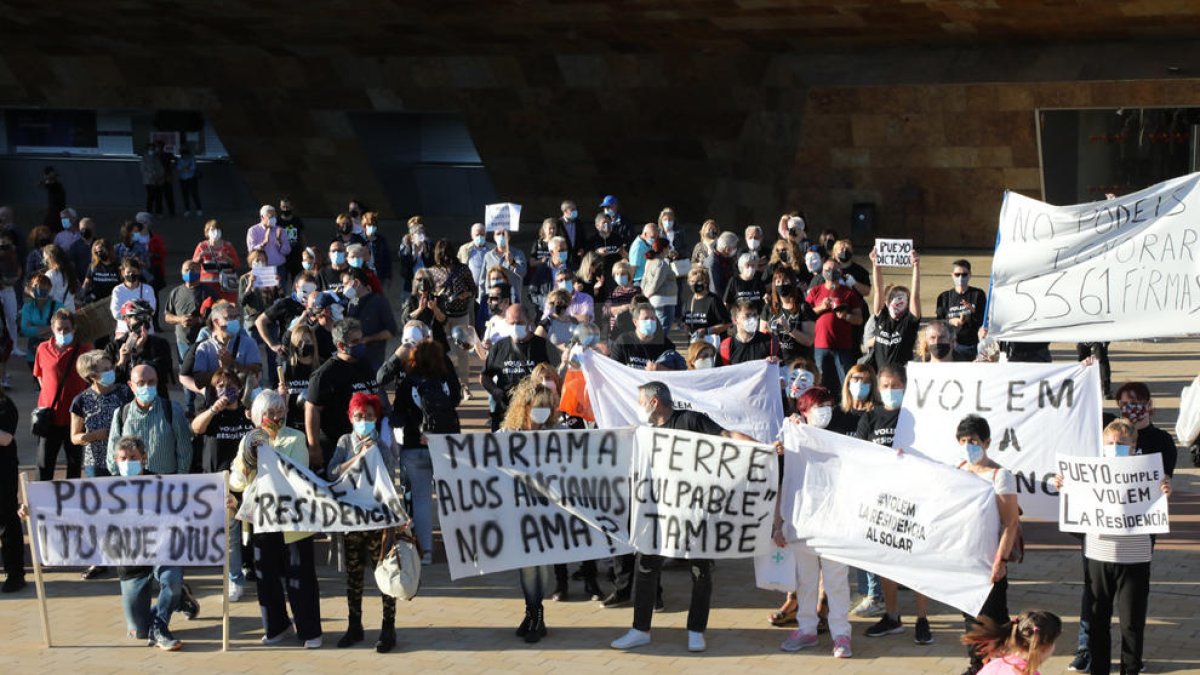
[988,172,1200,342]
[629,426,778,559]
[427,428,637,580]
[781,422,999,616]
[236,446,407,533]
[26,474,226,567]
[579,351,784,443]
[1058,454,1170,535]
[893,361,1102,520]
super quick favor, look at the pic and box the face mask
[349,209,360,218]
[300,283,317,296]
[552,304,568,315]
[182,271,200,284]
[837,250,852,262]
[740,317,759,333]
[808,405,833,429]
[931,342,953,359]
[888,295,909,319]
[822,269,839,283]
[209,229,222,242]
[555,251,568,264]
[597,225,611,236]
[340,223,354,235]
[963,442,985,464]
[881,388,905,409]
[402,326,425,344]
[268,216,277,227]
[805,252,822,273]
[1102,443,1131,458]
[117,459,142,477]
[330,304,345,322]
[261,418,283,434]
[365,225,377,237]
[33,287,49,299]
[55,332,73,347]
[495,235,508,247]
[302,261,314,270]
[136,233,150,244]
[348,257,364,269]
[474,235,487,247]
[638,319,657,335]
[615,274,630,286]
[1120,401,1149,424]
[123,274,140,284]
[692,282,706,294]
[559,280,573,292]
[635,402,653,424]
[99,369,116,387]
[224,319,240,334]
[135,385,157,404]
[61,217,72,229]
[775,283,793,296]
[280,209,292,217]
[849,381,871,401]
[512,325,529,341]
[331,251,347,265]
[695,357,715,370]
[954,273,970,289]
[746,238,761,251]
[80,229,93,240]
[346,342,367,359]
[530,407,552,425]
[604,208,616,217]
[413,233,426,245]
[354,419,376,437]
[297,343,314,357]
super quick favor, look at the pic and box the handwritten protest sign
[252,267,279,288]
[874,238,913,267]
[629,426,777,558]
[25,474,226,566]
[485,202,522,232]
[1058,453,1169,536]
[894,361,1101,520]
[781,422,998,616]
[989,172,1200,342]
[237,446,407,533]
[428,429,636,579]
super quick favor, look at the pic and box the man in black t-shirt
[868,249,922,371]
[720,299,780,366]
[935,258,988,360]
[610,381,757,654]
[305,318,385,469]
[256,272,317,358]
[481,304,550,431]
[277,197,306,278]
[610,304,676,370]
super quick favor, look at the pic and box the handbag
[374,526,421,601]
[31,344,79,437]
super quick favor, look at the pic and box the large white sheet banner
[1058,453,1170,536]
[988,172,1200,342]
[782,422,998,616]
[25,474,227,566]
[427,428,636,580]
[894,361,1101,521]
[579,350,784,443]
[630,426,778,559]
[236,446,407,533]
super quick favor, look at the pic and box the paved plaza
[0,250,1197,673]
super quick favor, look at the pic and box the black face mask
[340,224,353,235]
[297,343,314,357]
[692,282,706,294]
[837,250,852,263]
[932,342,953,359]
[552,304,567,314]
[80,229,93,240]
[776,283,793,296]
[349,209,360,218]
[280,209,292,217]
[124,274,139,283]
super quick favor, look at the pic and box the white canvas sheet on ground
[579,350,784,443]
[893,361,1102,521]
[988,172,1200,342]
[781,422,998,616]
[1057,453,1170,536]
[427,428,637,580]
[629,426,778,559]
[26,473,227,567]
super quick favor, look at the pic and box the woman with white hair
[229,389,323,648]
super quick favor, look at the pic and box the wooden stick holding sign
[18,472,52,648]
[222,470,230,652]
[874,238,913,267]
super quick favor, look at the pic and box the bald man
[106,364,192,476]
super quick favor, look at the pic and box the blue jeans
[229,519,245,584]
[856,568,881,600]
[400,448,434,554]
[82,465,110,478]
[654,305,676,332]
[814,347,854,392]
[120,565,183,637]
[518,565,553,607]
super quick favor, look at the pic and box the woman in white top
[40,244,77,310]
[640,237,677,331]
[953,414,1022,675]
[109,258,157,337]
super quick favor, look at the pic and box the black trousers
[0,449,23,577]
[1076,342,1112,393]
[144,184,163,214]
[1088,559,1150,675]
[632,554,712,633]
[253,532,322,641]
[554,560,597,589]
[160,180,176,216]
[963,576,1010,672]
[179,178,201,211]
[37,425,81,481]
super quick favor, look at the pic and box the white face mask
[512,324,528,340]
[808,405,833,429]
[746,238,761,251]
[209,230,222,242]
[740,316,759,333]
[694,357,715,370]
[530,407,552,425]
[635,404,653,425]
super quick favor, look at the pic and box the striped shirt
[1085,534,1153,564]
[105,399,193,476]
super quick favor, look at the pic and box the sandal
[770,607,798,626]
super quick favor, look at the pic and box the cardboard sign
[485,203,522,232]
[874,238,913,267]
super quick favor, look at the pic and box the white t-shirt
[109,283,157,335]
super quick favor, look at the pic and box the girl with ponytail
[962,610,1063,675]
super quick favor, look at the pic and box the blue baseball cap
[655,350,687,371]
[599,195,618,208]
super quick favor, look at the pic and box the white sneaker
[261,625,292,645]
[852,595,886,617]
[687,631,706,652]
[610,628,651,650]
[228,582,244,602]
[303,636,322,649]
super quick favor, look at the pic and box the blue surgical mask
[348,257,364,269]
[117,459,142,477]
[1103,443,1131,458]
[638,319,656,335]
[512,325,528,340]
[332,251,347,265]
[135,233,150,244]
[881,388,905,410]
[99,370,116,387]
[615,274,630,286]
[964,442,986,464]
[134,385,157,404]
[849,381,871,401]
[556,251,568,264]
[569,209,578,220]
[55,332,73,347]
[60,217,72,230]
[225,319,240,334]
[302,261,314,270]
[474,235,487,247]
[354,419,376,437]
[560,280,573,291]
[182,271,200,284]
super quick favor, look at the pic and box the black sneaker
[914,617,934,644]
[653,594,664,613]
[1,575,26,593]
[600,591,630,608]
[1067,650,1090,672]
[865,614,904,637]
[149,621,183,651]
[179,584,200,620]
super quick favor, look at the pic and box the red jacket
[33,340,91,424]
